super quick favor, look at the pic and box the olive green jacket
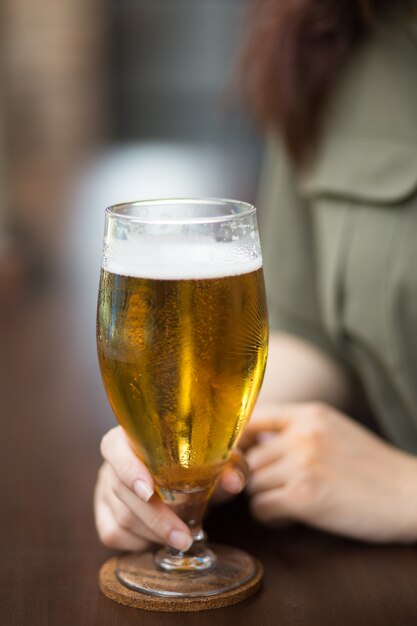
[259,15,417,452]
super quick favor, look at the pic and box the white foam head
[102,235,262,279]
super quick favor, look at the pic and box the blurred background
[0,0,264,428]
[0,0,262,297]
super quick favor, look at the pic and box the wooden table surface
[2,285,417,626]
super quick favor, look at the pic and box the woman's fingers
[246,403,290,435]
[94,474,150,551]
[95,460,193,552]
[218,449,249,495]
[246,459,288,495]
[239,404,289,450]
[100,426,154,501]
[96,497,150,551]
[106,463,193,551]
[108,500,161,545]
[99,464,162,544]
[246,434,285,472]
[250,488,293,526]
[238,428,260,451]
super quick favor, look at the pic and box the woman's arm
[257,331,353,410]
[245,402,417,543]
[243,332,417,543]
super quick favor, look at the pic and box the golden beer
[97,267,268,492]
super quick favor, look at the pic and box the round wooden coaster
[99,548,263,612]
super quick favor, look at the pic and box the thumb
[217,449,249,495]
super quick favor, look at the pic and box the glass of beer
[97,198,268,599]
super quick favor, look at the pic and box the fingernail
[228,470,245,494]
[133,479,154,502]
[169,530,193,552]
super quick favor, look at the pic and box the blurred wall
[111,0,258,154]
[0,2,9,253]
[1,0,107,254]
[0,83,7,255]
[1,0,263,292]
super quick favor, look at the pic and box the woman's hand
[245,402,417,543]
[94,426,246,551]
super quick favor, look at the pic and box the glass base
[115,544,259,598]
[155,531,217,572]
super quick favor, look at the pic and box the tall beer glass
[97,198,268,599]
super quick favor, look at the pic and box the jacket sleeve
[257,135,344,362]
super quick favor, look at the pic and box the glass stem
[155,486,216,572]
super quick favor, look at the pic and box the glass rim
[105,197,256,225]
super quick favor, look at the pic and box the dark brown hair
[241,0,394,165]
